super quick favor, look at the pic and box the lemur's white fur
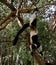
[30,30,38,44]
[30,11,37,26]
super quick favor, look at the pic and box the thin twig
[0,0,16,11]
[0,11,16,26]
[0,17,16,31]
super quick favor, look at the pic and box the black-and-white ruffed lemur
[29,10,43,55]
[13,8,43,55]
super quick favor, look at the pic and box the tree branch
[17,2,56,13]
[0,17,16,31]
[0,0,56,27]
[39,1,56,9]
[33,52,45,65]
[0,0,16,11]
[0,11,16,26]
[0,0,56,13]
[18,0,23,8]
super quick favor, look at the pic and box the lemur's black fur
[13,23,29,45]
[32,35,40,50]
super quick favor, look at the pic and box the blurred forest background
[0,0,56,65]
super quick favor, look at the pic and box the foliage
[0,0,56,65]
